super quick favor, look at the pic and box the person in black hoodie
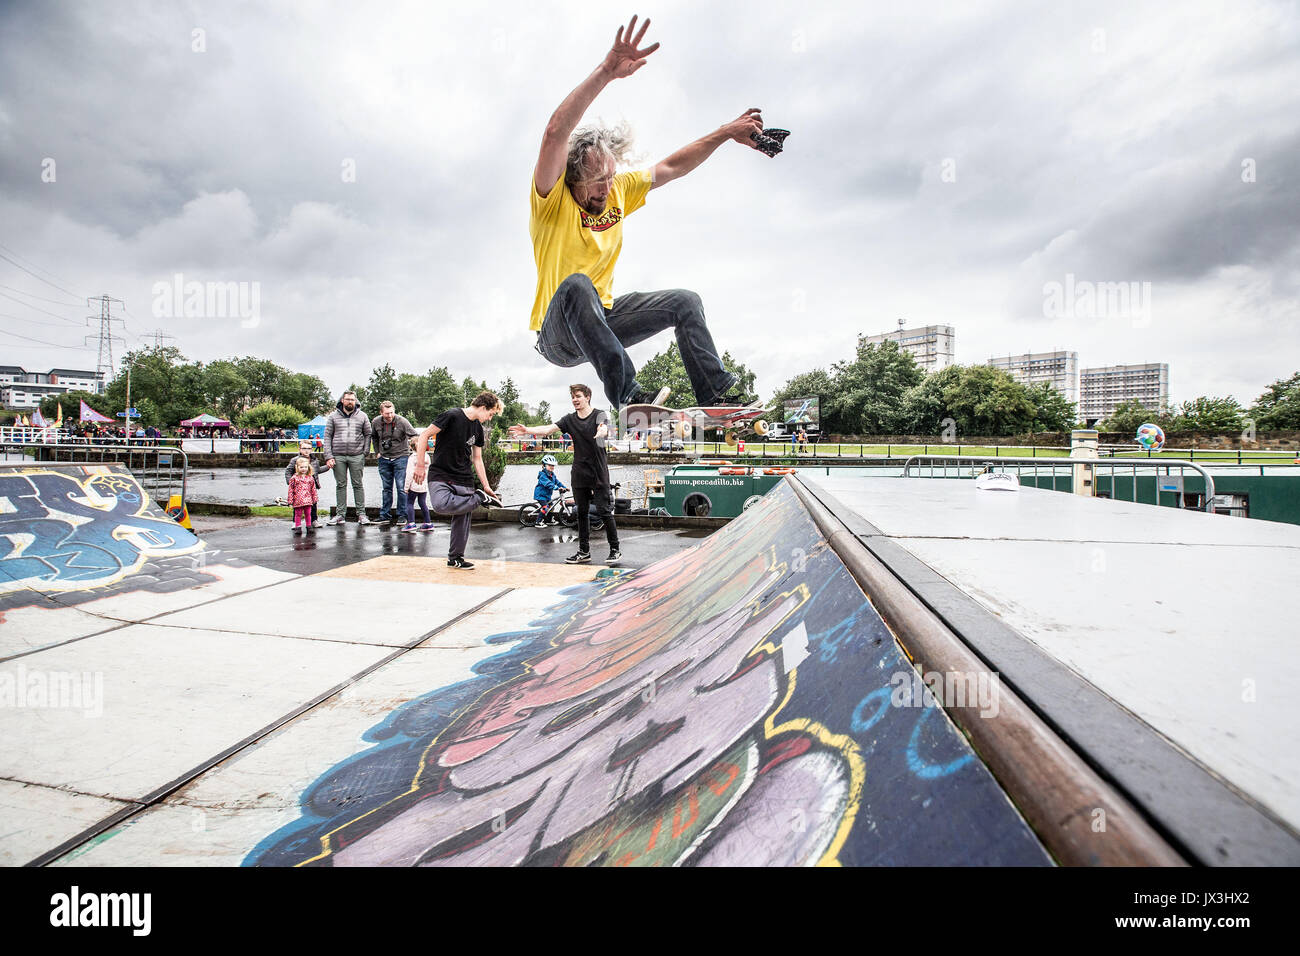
[284,439,326,527]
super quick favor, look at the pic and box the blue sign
[116,408,141,418]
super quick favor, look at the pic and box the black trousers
[574,485,619,553]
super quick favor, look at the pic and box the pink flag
[79,399,113,423]
[31,409,49,427]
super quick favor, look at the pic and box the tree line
[41,341,1300,438]
[1101,374,1300,434]
[39,347,333,429]
[638,340,1300,437]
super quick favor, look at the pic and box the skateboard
[620,402,771,448]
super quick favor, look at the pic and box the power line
[0,311,88,330]
[0,283,83,307]
[0,328,92,349]
[0,291,83,324]
[0,249,85,300]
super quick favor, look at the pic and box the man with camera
[371,400,421,526]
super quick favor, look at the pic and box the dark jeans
[574,485,618,554]
[536,274,736,407]
[406,490,430,524]
[376,455,408,521]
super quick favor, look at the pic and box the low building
[0,366,105,409]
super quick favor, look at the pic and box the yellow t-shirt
[528,168,653,332]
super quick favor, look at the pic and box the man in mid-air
[529,14,770,412]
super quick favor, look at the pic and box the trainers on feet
[475,488,502,507]
[327,514,346,525]
[709,387,758,407]
[626,386,671,408]
[401,522,417,533]
[418,523,435,532]
[565,551,591,564]
[606,549,622,565]
[358,513,372,525]
[447,556,475,569]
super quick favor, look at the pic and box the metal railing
[0,425,72,444]
[0,442,190,509]
[901,454,1217,513]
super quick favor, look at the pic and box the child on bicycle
[531,454,567,526]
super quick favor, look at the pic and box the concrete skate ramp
[2,466,1186,866]
[243,480,1057,867]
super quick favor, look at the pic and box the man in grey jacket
[371,400,420,526]
[323,390,373,525]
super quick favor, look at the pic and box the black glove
[750,128,791,158]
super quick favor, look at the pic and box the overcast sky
[1,0,1297,411]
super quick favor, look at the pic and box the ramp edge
[787,475,1186,866]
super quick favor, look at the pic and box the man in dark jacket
[371,400,421,526]
[323,390,373,525]
[284,439,326,527]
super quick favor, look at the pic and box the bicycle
[518,482,621,531]
[518,492,574,528]
[560,481,623,531]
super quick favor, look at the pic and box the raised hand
[601,15,660,79]
[724,108,766,149]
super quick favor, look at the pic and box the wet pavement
[194,514,710,576]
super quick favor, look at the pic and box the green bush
[482,425,508,491]
[239,402,307,430]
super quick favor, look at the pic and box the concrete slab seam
[23,587,513,867]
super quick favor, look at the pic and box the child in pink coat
[287,456,319,535]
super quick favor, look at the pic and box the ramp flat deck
[801,474,1300,864]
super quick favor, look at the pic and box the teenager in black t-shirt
[509,383,621,565]
[411,391,503,569]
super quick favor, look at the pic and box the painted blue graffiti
[850,687,893,733]
[907,704,975,779]
[851,687,975,780]
[0,468,199,594]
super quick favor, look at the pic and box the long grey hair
[565,122,636,185]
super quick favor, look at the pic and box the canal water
[185,463,659,507]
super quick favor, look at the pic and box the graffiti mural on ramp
[249,482,1050,866]
[0,465,202,605]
